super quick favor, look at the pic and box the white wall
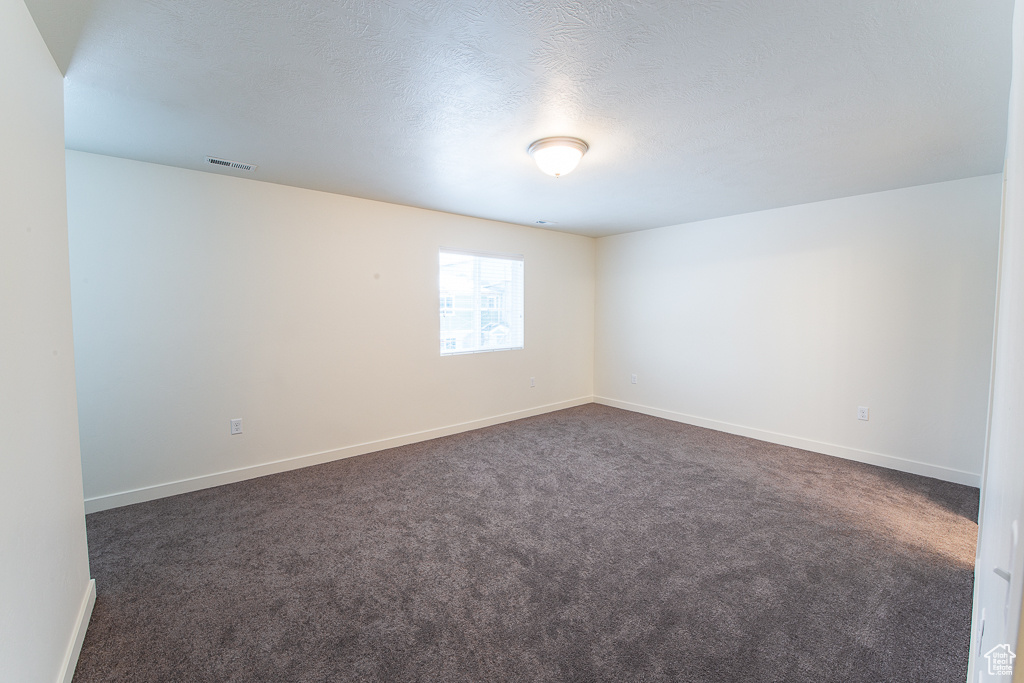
[66,151,595,510]
[595,175,1002,485]
[971,1,1024,679]
[0,1,94,682]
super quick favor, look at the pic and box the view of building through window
[439,249,524,355]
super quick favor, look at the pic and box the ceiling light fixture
[527,137,589,178]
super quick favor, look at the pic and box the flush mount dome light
[528,137,589,177]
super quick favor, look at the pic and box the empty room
[5,1,1024,682]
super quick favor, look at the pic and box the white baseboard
[84,394,979,512]
[594,396,981,487]
[84,397,594,513]
[58,578,96,683]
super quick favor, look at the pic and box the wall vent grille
[205,156,257,172]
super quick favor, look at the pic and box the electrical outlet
[857,406,869,421]
[230,418,243,435]
[631,374,637,384]
[530,377,535,387]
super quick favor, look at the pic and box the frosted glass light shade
[528,137,589,177]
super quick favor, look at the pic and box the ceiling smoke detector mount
[527,137,588,177]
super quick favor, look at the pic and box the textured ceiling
[57,0,1013,237]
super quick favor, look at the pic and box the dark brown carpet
[73,404,979,682]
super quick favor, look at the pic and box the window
[439,249,524,355]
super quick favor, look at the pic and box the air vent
[205,156,257,172]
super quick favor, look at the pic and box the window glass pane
[439,249,524,355]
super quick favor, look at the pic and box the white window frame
[438,247,524,356]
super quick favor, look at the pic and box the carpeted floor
[73,404,979,682]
